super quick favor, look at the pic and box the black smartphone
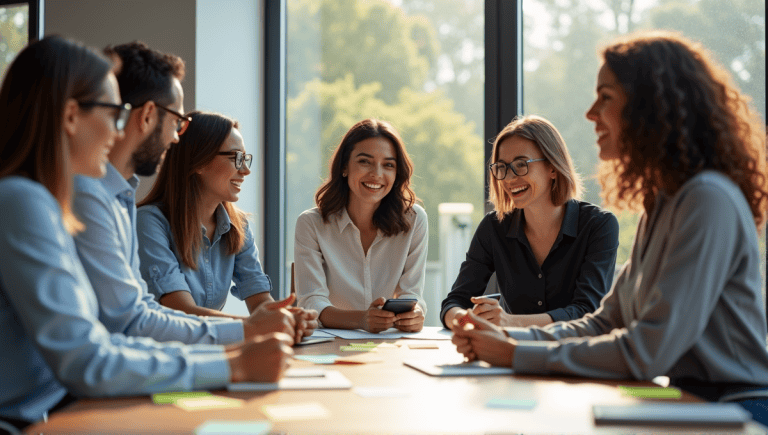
[482,293,502,300]
[381,298,418,314]
[294,336,335,347]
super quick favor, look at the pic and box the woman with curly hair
[452,31,768,422]
[294,118,428,332]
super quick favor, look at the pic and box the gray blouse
[508,171,768,386]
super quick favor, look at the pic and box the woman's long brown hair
[139,111,248,269]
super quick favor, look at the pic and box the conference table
[26,328,766,434]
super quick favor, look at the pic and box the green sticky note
[347,342,378,348]
[294,354,339,364]
[152,391,212,405]
[341,345,375,352]
[486,398,537,410]
[619,386,682,399]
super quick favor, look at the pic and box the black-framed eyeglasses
[78,101,132,132]
[154,103,192,135]
[218,151,253,170]
[489,158,547,180]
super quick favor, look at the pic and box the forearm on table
[318,306,365,329]
[505,312,553,328]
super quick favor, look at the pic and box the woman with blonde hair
[453,31,768,424]
[441,115,619,329]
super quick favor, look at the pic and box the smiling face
[344,136,397,210]
[132,77,185,176]
[69,73,124,177]
[586,63,627,161]
[197,127,250,204]
[496,135,555,210]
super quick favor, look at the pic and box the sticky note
[619,386,682,399]
[293,354,339,364]
[262,402,330,421]
[194,421,271,435]
[340,345,377,352]
[152,391,212,405]
[486,398,537,410]
[335,353,384,364]
[174,396,244,411]
[407,342,439,349]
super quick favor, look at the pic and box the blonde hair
[488,115,583,220]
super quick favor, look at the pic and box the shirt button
[126,191,132,196]
[207,283,212,287]
[538,274,542,279]
[205,258,209,263]
[538,301,543,306]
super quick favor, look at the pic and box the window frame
[0,0,42,42]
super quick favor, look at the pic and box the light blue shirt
[0,176,229,423]
[72,164,244,345]
[136,204,271,310]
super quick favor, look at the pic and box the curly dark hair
[104,41,185,108]
[597,31,768,227]
[315,118,419,236]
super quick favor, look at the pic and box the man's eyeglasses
[154,103,192,135]
[78,101,132,132]
[489,158,547,180]
[218,151,253,170]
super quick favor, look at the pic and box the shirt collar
[202,204,233,238]
[102,163,139,200]
[336,207,354,232]
[506,199,579,239]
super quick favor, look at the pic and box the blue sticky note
[195,421,271,435]
[486,398,537,410]
[294,354,339,364]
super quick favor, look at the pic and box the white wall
[195,0,263,316]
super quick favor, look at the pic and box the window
[274,0,486,320]
[522,0,766,291]
[0,2,28,80]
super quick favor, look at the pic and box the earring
[342,172,347,177]
[551,178,557,191]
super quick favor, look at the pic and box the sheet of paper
[174,396,244,411]
[399,327,453,341]
[404,360,514,376]
[306,329,337,338]
[619,386,682,399]
[293,354,339,364]
[486,398,537,410]
[194,421,271,435]
[353,387,410,398]
[152,391,211,405]
[262,402,330,422]
[318,326,452,340]
[228,370,352,392]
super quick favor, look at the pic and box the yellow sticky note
[174,396,244,411]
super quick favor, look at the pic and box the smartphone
[482,293,502,301]
[294,336,335,347]
[381,298,418,314]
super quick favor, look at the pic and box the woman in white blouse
[295,118,428,332]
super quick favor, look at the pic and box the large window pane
[0,3,28,81]
[523,0,766,291]
[284,0,485,321]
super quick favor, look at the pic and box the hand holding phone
[470,293,503,325]
[381,298,418,314]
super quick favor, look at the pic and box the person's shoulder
[73,174,109,197]
[296,207,327,228]
[675,171,751,222]
[137,203,169,224]
[0,176,60,223]
[575,199,618,225]
[409,203,428,222]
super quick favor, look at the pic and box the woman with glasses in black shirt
[441,115,619,330]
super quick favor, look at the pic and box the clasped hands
[243,293,319,344]
[451,308,517,368]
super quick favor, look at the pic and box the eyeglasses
[154,103,192,135]
[489,158,547,180]
[218,151,253,170]
[78,101,132,132]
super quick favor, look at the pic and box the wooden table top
[25,335,766,434]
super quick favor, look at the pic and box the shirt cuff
[148,267,190,297]
[211,319,245,345]
[503,327,540,341]
[192,353,232,389]
[546,307,570,323]
[233,282,272,301]
[513,340,559,374]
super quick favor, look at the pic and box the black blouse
[440,200,619,328]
